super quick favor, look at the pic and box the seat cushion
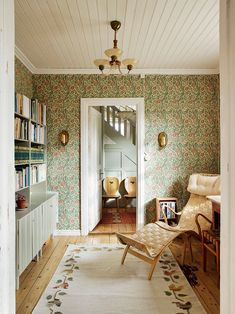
[187,173,220,196]
[131,223,181,257]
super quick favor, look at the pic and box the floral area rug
[33,244,205,314]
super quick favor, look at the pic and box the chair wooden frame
[102,177,120,209]
[117,233,163,280]
[116,173,220,280]
[124,177,136,209]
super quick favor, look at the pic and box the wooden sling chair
[116,173,220,280]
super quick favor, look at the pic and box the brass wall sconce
[158,132,167,148]
[59,130,69,146]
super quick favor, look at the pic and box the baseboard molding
[54,229,81,236]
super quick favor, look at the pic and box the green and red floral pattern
[15,58,220,229]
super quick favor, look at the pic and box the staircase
[103,106,137,180]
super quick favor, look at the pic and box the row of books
[15,147,45,164]
[31,99,46,125]
[30,123,45,144]
[15,94,30,118]
[15,166,30,191]
[159,201,177,219]
[15,93,46,125]
[15,117,29,140]
[15,146,30,164]
[30,164,46,185]
[31,148,45,162]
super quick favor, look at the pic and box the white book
[23,95,30,118]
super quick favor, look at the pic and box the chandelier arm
[118,64,123,75]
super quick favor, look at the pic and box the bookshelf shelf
[31,119,46,127]
[30,141,46,145]
[15,162,30,166]
[30,180,46,187]
[15,138,29,142]
[15,186,30,192]
[15,112,30,120]
[15,93,47,210]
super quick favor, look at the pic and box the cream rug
[33,244,206,314]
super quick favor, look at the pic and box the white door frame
[220,1,235,312]
[0,0,15,312]
[81,98,145,235]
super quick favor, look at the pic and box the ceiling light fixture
[94,20,137,74]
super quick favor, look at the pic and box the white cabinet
[32,205,43,260]
[17,213,33,276]
[16,193,58,289]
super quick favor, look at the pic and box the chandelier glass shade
[94,20,137,74]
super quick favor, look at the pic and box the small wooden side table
[206,195,221,229]
[202,229,220,285]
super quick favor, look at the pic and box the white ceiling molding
[15,46,37,74]
[34,67,219,75]
[15,46,219,76]
[15,51,219,76]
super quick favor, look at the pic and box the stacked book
[15,146,30,164]
[30,123,45,143]
[15,166,30,191]
[160,201,177,219]
[15,93,30,118]
[31,99,46,125]
[15,117,29,140]
[30,164,46,185]
[31,147,45,163]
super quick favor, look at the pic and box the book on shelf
[30,164,46,185]
[15,117,29,140]
[15,146,30,164]
[30,123,45,144]
[31,99,46,125]
[15,166,30,191]
[31,147,45,163]
[15,93,30,118]
[159,201,177,220]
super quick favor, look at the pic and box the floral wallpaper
[15,58,220,230]
[15,57,33,98]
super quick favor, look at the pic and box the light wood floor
[16,234,220,314]
[90,223,136,234]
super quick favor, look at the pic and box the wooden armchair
[116,173,220,280]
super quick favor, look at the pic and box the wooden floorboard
[170,237,220,314]
[16,234,220,314]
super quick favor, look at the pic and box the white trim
[33,67,219,75]
[220,0,235,312]
[54,229,81,236]
[81,98,145,236]
[15,46,37,74]
[15,45,219,75]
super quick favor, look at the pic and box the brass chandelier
[94,20,137,74]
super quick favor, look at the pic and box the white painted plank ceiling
[15,0,219,72]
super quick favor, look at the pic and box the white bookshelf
[14,94,58,289]
[15,93,47,207]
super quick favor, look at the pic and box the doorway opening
[81,98,145,236]
[90,105,137,234]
